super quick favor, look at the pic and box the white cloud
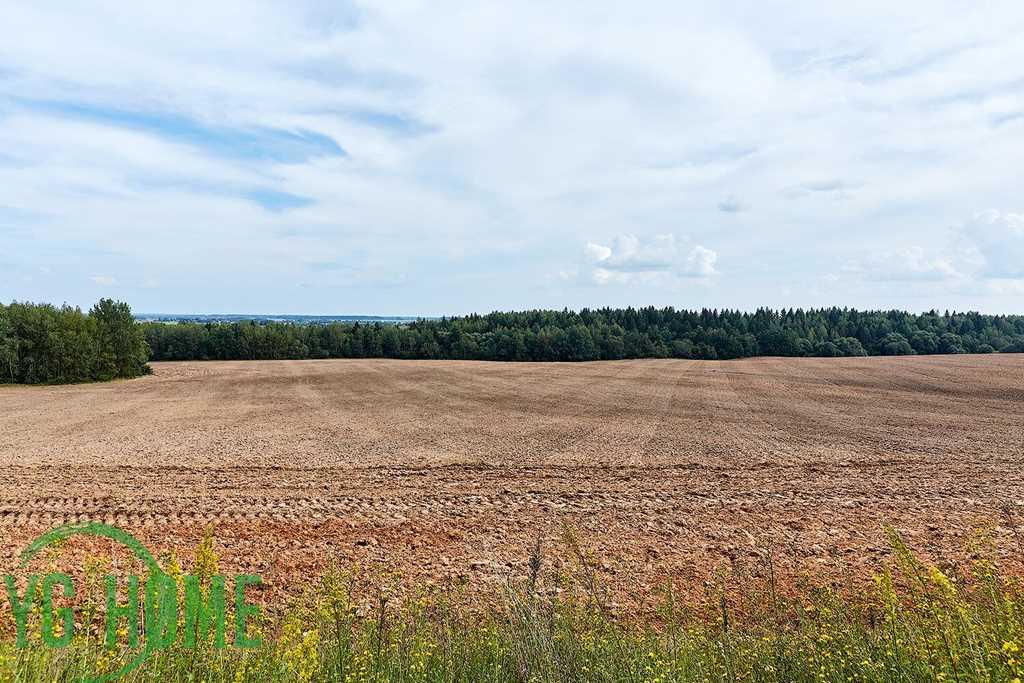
[844,246,964,282]
[838,209,1024,295]
[557,269,577,282]
[583,243,612,263]
[89,275,117,286]
[986,279,1024,295]
[959,209,1024,278]
[579,234,718,286]
[685,245,719,277]
[717,196,747,213]
[783,180,860,200]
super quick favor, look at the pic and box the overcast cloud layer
[2,1,1023,315]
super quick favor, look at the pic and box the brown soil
[1,356,1022,606]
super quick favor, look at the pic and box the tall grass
[2,525,1023,682]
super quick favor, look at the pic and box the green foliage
[142,307,1024,363]
[879,332,914,356]
[909,330,937,354]
[939,332,967,354]
[0,299,150,384]
[89,299,150,380]
[0,309,17,383]
[1001,339,1024,353]
[835,336,868,356]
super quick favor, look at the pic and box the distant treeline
[142,308,1024,362]
[0,299,150,384]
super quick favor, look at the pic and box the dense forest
[0,299,150,384]
[5,303,1022,385]
[143,308,1024,362]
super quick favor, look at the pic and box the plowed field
[2,356,1022,605]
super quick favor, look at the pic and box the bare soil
[1,356,1022,606]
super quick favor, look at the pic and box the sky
[1,1,1023,316]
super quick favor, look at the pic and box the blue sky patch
[344,109,438,137]
[16,98,346,162]
[244,189,315,212]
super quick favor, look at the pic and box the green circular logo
[19,522,171,683]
